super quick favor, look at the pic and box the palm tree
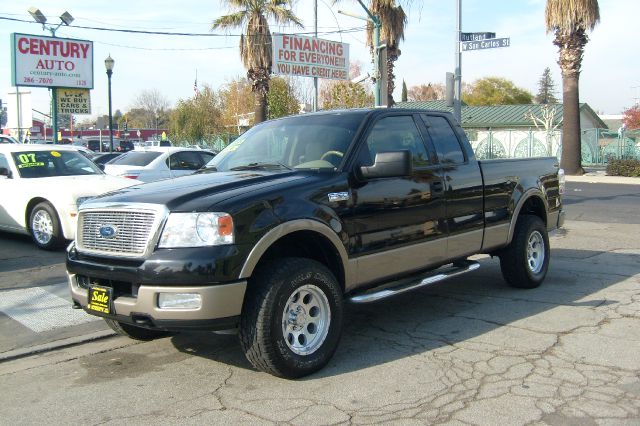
[545,0,599,175]
[213,1,302,124]
[366,0,407,107]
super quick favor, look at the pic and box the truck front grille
[78,209,158,257]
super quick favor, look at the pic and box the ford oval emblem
[99,225,118,239]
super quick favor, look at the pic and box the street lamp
[105,55,115,153]
[28,7,74,144]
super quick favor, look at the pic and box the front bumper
[69,272,246,330]
[66,242,247,331]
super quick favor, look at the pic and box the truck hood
[86,169,309,210]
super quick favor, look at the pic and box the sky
[1,0,638,125]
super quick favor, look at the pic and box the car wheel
[239,258,344,379]
[29,202,64,250]
[104,319,170,341]
[500,215,550,289]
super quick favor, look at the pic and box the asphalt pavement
[0,175,638,423]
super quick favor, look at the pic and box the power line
[0,15,365,37]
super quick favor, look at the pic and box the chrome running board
[349,260,480,304]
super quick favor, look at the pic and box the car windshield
[108,151,162,166]
[11,150,103,178]
[205,112,365,172]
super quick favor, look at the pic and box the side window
[422,115,466,164]
[0,154,9,170]
[199,152,215,165]
[364,115,431,167]
[169,151,204,170]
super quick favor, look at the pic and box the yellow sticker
[50,151,61,157]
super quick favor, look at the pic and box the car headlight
[158,212,234,248]
[76,196,93,209]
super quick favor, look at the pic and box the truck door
[347,113,447,285]
[420,114,484,259]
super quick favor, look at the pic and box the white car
[103,147,215,182]
[0,144,137,250]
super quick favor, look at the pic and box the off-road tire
[500,215,549,289]
[104,319,169,341]
[239,258,343,379]
[29,201,64,250]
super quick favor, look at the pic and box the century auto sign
[11,33,94,89]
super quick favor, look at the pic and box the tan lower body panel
[68,273,246,321]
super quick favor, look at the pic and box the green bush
[606,159,640,177]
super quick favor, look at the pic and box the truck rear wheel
[239,258,343,379]
[104,319,169,341]
[500,215,549,289]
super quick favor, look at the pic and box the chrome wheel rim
[281,284,331,356]
[32,209,54,245]
[527,230,545,274]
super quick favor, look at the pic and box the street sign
[461,37,510,52]
[460,32,496,42]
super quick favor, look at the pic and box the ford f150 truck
[67,109,564,378]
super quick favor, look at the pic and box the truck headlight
[158,212,234,248]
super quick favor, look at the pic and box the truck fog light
[158,293,202,309]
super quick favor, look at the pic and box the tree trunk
[248,67,269,124]
[560,74,582,175]
[254,91,267,124]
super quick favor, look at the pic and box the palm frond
[212,11,248,31]
[545,0,600,33]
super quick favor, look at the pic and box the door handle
[431,181,444,193]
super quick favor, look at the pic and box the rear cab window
[421,115,466,165]
[109,151,162,166]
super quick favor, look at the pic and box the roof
[0,143,83,153]
[394,101,608,129]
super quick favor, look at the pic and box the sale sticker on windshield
[16,152,45,168]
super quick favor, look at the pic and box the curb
[565,175,640,185]
[0,329,116,363]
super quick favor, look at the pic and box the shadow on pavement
[164,248,638,377]
[0,231,67,275]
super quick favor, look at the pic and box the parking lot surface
[0,217,639,424]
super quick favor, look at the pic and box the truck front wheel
[239,258,344,379]
[500,215,549,289]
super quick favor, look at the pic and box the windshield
[108,151,162,166]
[11,150,103,178]
[205,112,365,172]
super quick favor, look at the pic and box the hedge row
[606,159,640,177]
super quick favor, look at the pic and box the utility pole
[454,0,462,123]
[313,0,318,112]
[338,1,382,106]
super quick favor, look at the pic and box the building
[395,101,608,161]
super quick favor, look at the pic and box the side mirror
[0,167,12,179]
[360,150,412,179]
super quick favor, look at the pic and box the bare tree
[132,89,171,131]
[525,104,562,155]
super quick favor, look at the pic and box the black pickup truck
[67,109,564,378]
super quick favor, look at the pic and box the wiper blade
[229,162,292,171]
[196,165,218,173]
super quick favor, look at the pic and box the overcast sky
[1,0,637,123]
